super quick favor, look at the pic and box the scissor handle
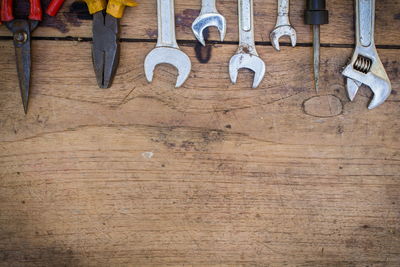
[46,0,66,16]
[29,0,42,21]
[1,0,13,22]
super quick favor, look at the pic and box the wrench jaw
[192,13,226,46]
[144,47,192,88]
[270,25,297,51]
[342,48,392,109]
[229,53,266,88]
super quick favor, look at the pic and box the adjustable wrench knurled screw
[342,0,392,109]
[229,0,266,88]
[270,0,297,51]
[144,0,192,87]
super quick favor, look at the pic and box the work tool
[270,0,296,51]
[191,0,226,46]
[144,0,191,87]
[229,0,265,88]
[342,0,391,109]
[46,0,66,16]
[305,0,328,93]
[1,0,63,113]
[83,0,137,88]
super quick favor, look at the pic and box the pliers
[83,0,137,88]
[1,0,65,114]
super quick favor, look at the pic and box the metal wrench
[192,0,226,46]
[270,0,296,51]
[144,0,191,87]
[342,0,391,109]
[229,0,265,88]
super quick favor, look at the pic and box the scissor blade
[7,20,36,114]
[15,43,31,114]
[92,12,119,88]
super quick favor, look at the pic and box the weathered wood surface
[0,0,399,266]
[0,0,400,45]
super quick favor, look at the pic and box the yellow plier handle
[84,0,137,18]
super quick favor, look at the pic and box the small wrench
[229,0,265,88]
[270,0,296,51]
[192,0,226,46]
[144,0,191,87]
[342,0,391,109]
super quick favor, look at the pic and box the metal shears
[1,0,65,113]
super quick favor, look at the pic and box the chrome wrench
[342,0,391,109]
[144,0,191,87]
[229,0,266,88]
[192,0,226,46]
[270,0,296,51]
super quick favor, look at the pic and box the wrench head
[144,47,192,88]
[269,25,297,51]
[192,13,226,46]
[229,52,266,88]
[342,48,392,109]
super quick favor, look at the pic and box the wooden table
[0,0,399,265]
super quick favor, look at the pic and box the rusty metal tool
[83,0,137,88]
[342,0,391,109]
[144,0,191,88]
[305,0,328,93]
[1,0,63,113]
[229,0,265,88]
[192,0,226,46]
[270,0,296,51]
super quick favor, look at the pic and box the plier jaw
[84,0,137,88]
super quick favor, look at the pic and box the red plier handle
[1,0,42,22]
[46,0,66,17]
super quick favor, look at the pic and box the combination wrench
[342,0,391,109]
[144,0,191,87]
[192,0,226,46]
[229,0,265,88]
[270,0,296,51]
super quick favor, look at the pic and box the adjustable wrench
[270,0,296,51]
[229,0,265,88]
[144,0,191,87]
[192,0,226,46]
[342,0,391,109]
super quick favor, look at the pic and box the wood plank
[0,40,399,265]
[0,0,400,45]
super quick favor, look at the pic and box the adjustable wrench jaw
[342,0,391,109]
[342,46,391,109]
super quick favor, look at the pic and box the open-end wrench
[191,0,226,46]
[270,0,296,51]
[342,0,391,109]
[229,0,265,88]
[144,0,191,87]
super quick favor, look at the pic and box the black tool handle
[305,0,329,25]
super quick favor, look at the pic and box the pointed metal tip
[22,99,29,114]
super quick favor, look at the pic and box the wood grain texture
[0,0,400,266]
[0,0,400,45]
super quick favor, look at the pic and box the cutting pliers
[83,0,137,88]
[1,0,65,114]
